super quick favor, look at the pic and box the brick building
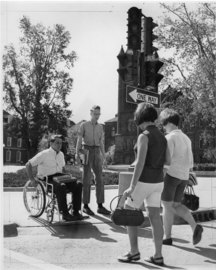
[104,115,117,152]
[184,118,216,163]
[104,49,215,164]
[104,113,214,164]
[3,110,28,165]
[104,47,138,164]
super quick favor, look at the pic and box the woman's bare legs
[146,206,164,258]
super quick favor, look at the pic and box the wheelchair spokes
[23,180,46,218]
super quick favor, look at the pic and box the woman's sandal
[118,252,140,262]
[145,256,164,266]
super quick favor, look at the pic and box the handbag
[188,172,198,186]
[181,185,199,211]
[110,195,145,226]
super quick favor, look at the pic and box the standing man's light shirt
[79,121,103,146]
[29,147,65,178]
[165,130,193,180]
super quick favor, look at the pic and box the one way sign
[126,85,160,108]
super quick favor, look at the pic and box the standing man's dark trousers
[82,146,104,204]
[46,173,82,214]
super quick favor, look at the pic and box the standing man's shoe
[97,206,111,215]
[193,225,203,245]
[83,207,95,216]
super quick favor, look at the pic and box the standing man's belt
[84,145,99,148]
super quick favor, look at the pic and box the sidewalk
[3,165,216,270]
[3,188,216,270]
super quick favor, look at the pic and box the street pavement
[2,174,216,270]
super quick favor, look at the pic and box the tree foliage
[158,3,216,160]
[3,16,77,158]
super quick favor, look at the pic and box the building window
[128,119,136,132]
[111,127,115,137]
[3,117,8,123]
[17,138,22,147]
[7,137,12,147]
[199,138,203,149]
[6,150,11,162]
[16,151,21,162]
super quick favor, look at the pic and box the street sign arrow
[126,85,160,108]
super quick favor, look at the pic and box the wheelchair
[23,175,75,223]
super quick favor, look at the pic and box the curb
[174,208,216,224]
[4,223,18,238]
[3,185,119,192]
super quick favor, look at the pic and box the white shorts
[126,181,164,208]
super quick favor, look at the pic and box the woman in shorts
[118,102,170,266]
[159,108,203,246]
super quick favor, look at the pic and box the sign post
[126,85,160,108]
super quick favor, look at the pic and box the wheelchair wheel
[23,180,46,218]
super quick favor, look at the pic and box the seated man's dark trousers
[45,173,82,215]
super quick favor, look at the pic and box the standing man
[76,105,111,216]
[26,134,84,221]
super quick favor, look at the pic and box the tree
[3,16,77,159]
[67,127,79,155]
[157,3,216,160]
[105,145,116,164]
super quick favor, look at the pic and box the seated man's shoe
[193,224,203,245]
[74,212,87,220]
[97,206,111,215]
[62,213,77,221]
[162,238,173,245]
[83,207,95,216]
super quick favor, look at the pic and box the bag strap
[184,184,196,195]
[110,195,123,212]
[110,194,137,212]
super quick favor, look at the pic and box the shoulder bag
[110,195,145,226]
[181,185,199,211]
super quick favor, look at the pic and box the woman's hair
[159,108,180,126]
[134,102,158,125]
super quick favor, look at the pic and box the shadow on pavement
[202,224,216,230]
[30,217,117,242]
[173,245,216,262]
[132,261,186,269]
[204,260,216,265]
[172,237,190,244]
[92,214,153,239]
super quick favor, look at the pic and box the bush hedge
[4,163,215,187]
[193,163,216,171]
[3,165,119,187]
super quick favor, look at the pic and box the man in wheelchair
[26,134,84,221]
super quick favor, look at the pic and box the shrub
[193,163,216,171]
[3,165,119,187]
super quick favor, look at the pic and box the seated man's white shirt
[29,147,65,178]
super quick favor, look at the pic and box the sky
[1,0,167,124]
[1,0,199,124]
